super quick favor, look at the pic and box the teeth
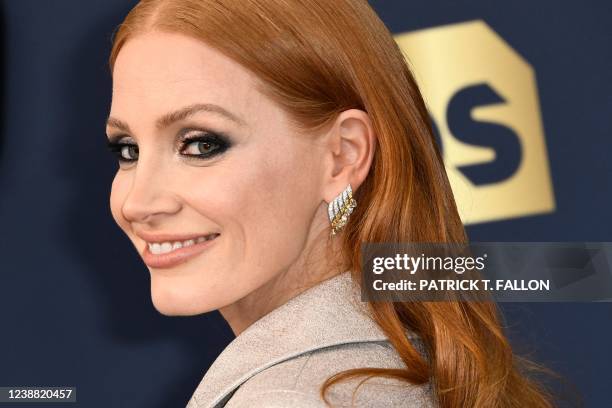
[147,234,218,255]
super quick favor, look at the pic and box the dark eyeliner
[106,136,138,162]
[178,130,232,159]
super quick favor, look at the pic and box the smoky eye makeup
[177,128,233,160]
[107,135,138,163]
[105,128,234,165]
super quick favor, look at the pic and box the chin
[151,297,197,316]
[149,279,217,316]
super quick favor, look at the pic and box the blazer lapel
[187,270,408,408]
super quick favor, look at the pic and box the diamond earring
[328,184,357,236]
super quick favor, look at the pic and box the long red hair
[110,1,555,406]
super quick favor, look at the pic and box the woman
[106,0,554,406]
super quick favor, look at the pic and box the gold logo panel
[394,20,555,224]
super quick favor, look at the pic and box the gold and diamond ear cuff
[328,184,357,235]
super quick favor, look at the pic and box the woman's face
[108,31,328,316]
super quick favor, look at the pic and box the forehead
[111,31,260,117]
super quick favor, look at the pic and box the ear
[322,109,377,202]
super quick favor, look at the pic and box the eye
[118,144,139,160]
[107,138,139,163]
[179,131,231,159]
[182,139,219,156]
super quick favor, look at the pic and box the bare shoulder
[224,341,436,407]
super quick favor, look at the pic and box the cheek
[197,148,319,271]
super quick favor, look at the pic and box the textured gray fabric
[186,270,435,407]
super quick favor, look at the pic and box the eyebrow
[106,103,246,133]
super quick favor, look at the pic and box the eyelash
[106,131,231,164]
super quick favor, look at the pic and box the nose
[121,157,182,224]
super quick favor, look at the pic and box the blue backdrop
[0,1,610,406]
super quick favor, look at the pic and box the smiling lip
[139,233,220,269]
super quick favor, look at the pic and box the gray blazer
[186,271,435,407]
